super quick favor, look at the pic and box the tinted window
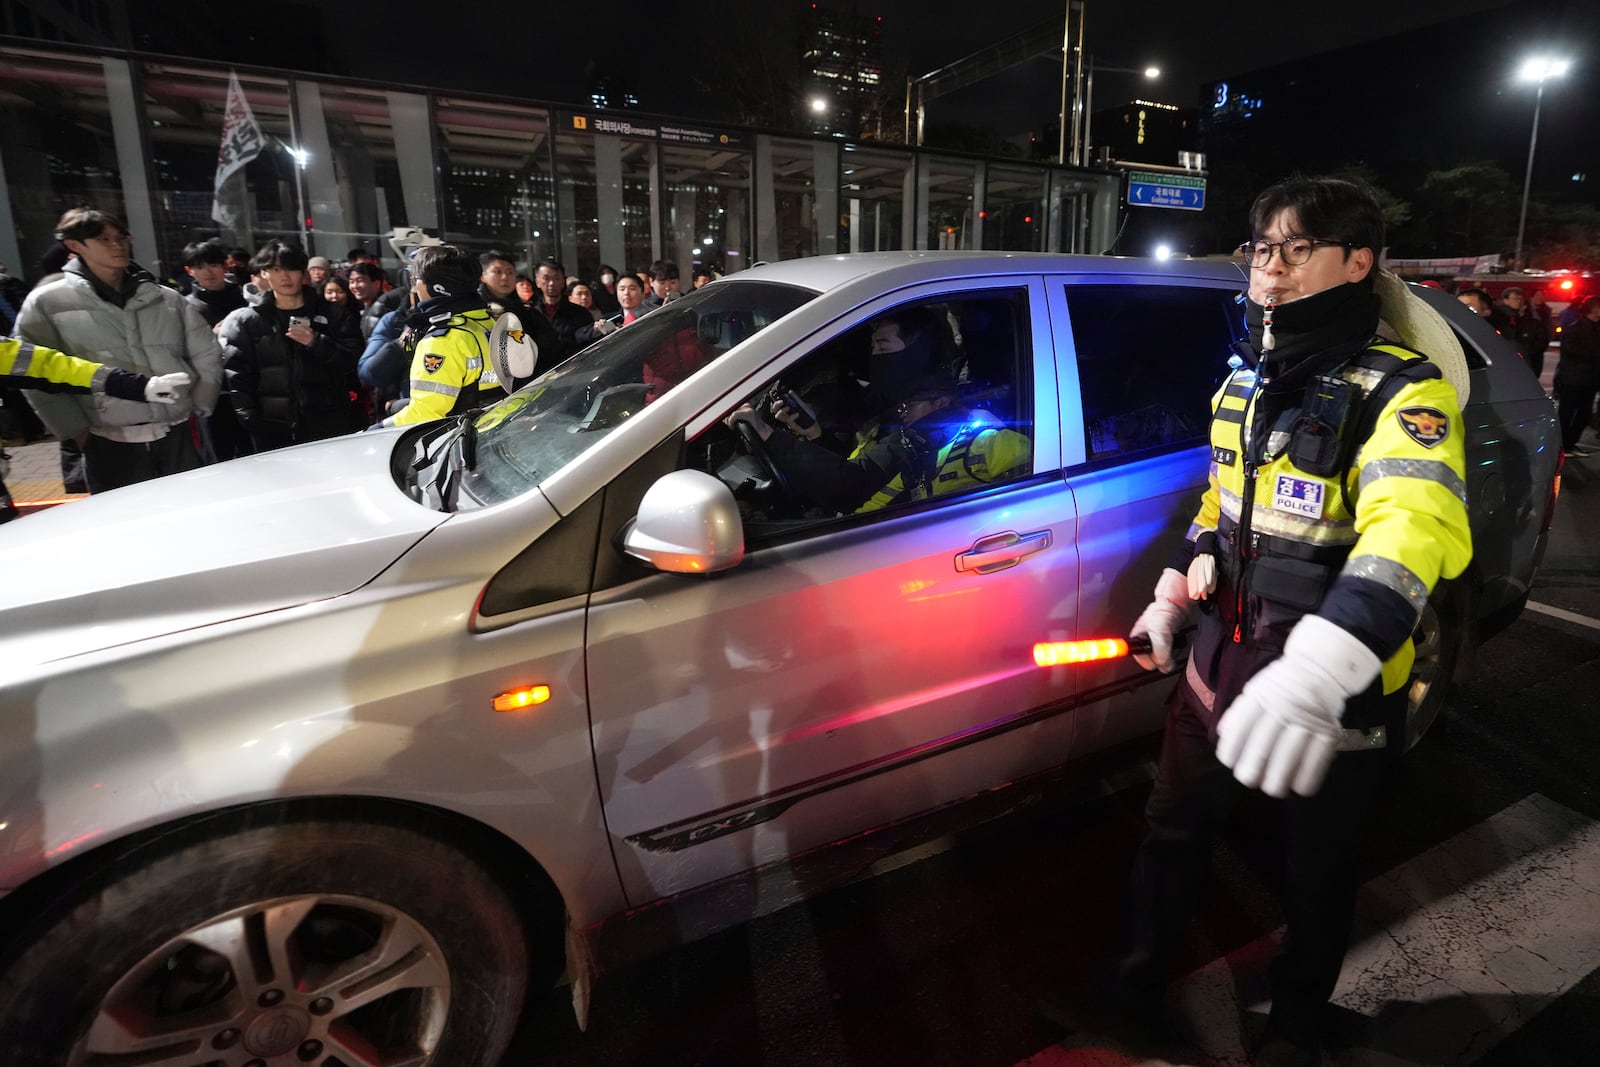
[694,289,1035,535]
[1065,284,1241,460]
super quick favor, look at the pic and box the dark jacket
[184,283,248,329]
[360,287,407,340]
[1555,317,1600,391]
[531,298,606,365]
[1499,306,1549,363]
[219,288,363,451]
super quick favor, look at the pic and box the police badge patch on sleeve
[1396,406,1450,448]
[423,353,445,375]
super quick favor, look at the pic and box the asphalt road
[515,441,1600,1067]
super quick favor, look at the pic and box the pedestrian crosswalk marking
[1018,793,1600,1066]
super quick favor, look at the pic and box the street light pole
[1514,56,1570,271]
[1082,60,1160,166]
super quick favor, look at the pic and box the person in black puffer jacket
[218,241,363,453]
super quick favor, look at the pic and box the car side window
[690,289,1035,536]
[1065,284,1241,461]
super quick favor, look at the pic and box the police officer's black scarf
[402,293,484,333]
[1244,280,1380,392]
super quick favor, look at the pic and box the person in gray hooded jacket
[17,208,224,492]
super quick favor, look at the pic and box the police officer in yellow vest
[386,246,502,427]
[727,373,1030,514]
[1074,177,1472,1067]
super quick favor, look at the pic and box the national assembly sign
[211,71,266,228]
[1126,170,1206,212]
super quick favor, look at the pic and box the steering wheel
[733,417,792,497]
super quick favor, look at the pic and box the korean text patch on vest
[1212,445,1237,466]
[1396,406,1450,448]
[1272,474,1325,518]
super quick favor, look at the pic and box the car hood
[0,432,446,668]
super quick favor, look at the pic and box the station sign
[1127,170,1206,211]
[562,112,746,149]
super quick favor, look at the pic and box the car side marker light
[1032,634,1151,667]
[492,685,551,712]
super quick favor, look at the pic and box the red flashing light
[978,210,987,219]
[1561,279,1575,291]
[1024,215,1033,223]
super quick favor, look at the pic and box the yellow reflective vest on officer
[2,336,109,391]
[1184,342,1472,720]
[393,308,500,426]
[856,414,1032,513]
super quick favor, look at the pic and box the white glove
[1187,553,1217,600]
[1215,615,1382,798]
[1130,567,1196,673]
[145,372,192,404]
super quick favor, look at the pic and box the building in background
[801,5,884,138]
[0,38,1123,291]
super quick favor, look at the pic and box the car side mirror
[620,470,745,574]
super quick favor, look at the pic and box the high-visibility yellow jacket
[856,411,1032,512]
[2,336,147,399]
[1185,342,1473,719]
[393,308,499,426]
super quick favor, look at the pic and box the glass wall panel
[0,46,130,280]
[840,146,912,254]
[435,97,555,274]
[297,82,433,268]
[554,128,656,284]
[141,62,298,272]
[984,165,1048,251]
[759,136,840,263]
[920,156,978,250]
[660,144,750,279]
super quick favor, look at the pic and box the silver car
[0,253,1559,1065]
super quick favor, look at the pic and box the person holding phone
[217,240,363,453]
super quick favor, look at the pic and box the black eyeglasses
[1236,237,1351,268]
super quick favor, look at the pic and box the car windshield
[447,280,817,508]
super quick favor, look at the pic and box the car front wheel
[0,818,534,1066]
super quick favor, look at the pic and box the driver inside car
[726,372,1030,514]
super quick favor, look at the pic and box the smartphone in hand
[781,389,816,429]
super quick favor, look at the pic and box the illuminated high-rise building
[801,4,883,137]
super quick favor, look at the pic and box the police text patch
[1272,475,1325,518]
[1396,406,1449,448]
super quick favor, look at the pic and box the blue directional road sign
[1127,170,1206,211]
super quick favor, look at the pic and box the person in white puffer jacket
[16,208,223,493]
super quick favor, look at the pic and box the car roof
[733,251,1247,294]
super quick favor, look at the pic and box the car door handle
[954,529,1053,575]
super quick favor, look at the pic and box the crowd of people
[0,207,722,516]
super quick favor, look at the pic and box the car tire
[0,817,535,1066]
[1403,577,1469,752]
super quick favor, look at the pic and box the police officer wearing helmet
[1071,176,1473,1067]
[388,246,500,426]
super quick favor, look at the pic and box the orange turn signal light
[492,685,551,712]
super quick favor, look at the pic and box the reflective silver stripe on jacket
[1218,484,1359,546]
[1341,554,1429,614]
[11,340,36,374]
[411,380,462,398]
[1187,655,1388,752]
[464,356,484,372]
[1356,457,1469,508]
[89,364,112,392]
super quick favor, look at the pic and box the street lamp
[1083,58,1160,166]
[1514,56,1570,270]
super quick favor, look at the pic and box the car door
[583,275,1085,905]
[1048,276,1246,752]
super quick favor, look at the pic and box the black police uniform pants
[1111,677,1389,1037]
